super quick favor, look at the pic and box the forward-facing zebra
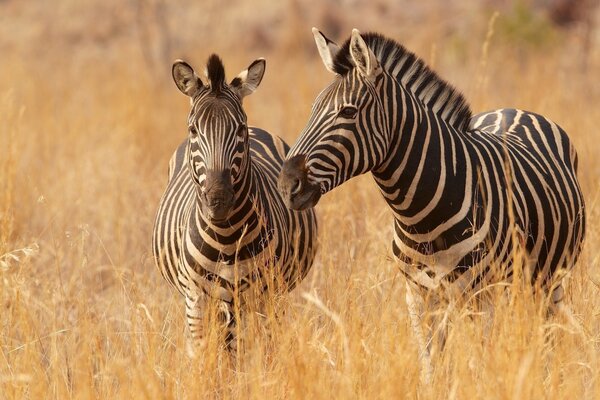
[278,29,585,381]
[153,54,317,352]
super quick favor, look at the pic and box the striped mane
[332,32,472,132]
[206,54,226,92]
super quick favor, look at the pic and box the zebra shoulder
[248,127,290,163]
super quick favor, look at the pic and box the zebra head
[172,54,266,222]
[279,29,388,210]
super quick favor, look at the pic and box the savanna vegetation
[1,1,598,398]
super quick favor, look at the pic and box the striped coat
[278,28,585,381]
[153,55,317,350]
[279,29,585,300]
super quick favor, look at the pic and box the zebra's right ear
[172,60,204,97]
[312,27,340,74]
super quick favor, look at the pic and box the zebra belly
[393,233,487,293]
[394,109,584,296]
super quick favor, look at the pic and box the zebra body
[386,107,585,297]
[153,55,317,350]
[278,29,585,381]
[279,29,585,298]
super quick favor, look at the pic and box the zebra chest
[183,223,279,287]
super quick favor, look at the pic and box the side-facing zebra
[278,29,585,381]
[153,54,317,352]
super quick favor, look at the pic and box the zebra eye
[236,124,247,137]
[189,126,199,137]
[339,106,358,119]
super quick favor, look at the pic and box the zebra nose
[203,186,234,206]
[202,190,234,222]
[202,169,234,221]
[207,195,230,208]
[278,155,306,198]
[278,154,321,210]
[290,177,302,194]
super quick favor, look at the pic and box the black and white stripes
[279,28,585,306]
[278,29,585,381]
[153,55,317,351]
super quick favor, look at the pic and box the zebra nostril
[207,196,230,208]
[291,177,303,195]
[279,154,308,195]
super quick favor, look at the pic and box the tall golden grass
[1,1,599,398]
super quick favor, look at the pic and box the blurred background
[1,1,599,398]
[1,0,598,254]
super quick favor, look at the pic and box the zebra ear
[231,58,266,98]
[312,27,340,74]
[349,29,380,80]
[172,60,204,97]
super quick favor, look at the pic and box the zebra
[277,28,586,382]
[153,54,318,352]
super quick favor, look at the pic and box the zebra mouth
[278,154,322,210]
[202,202,233,223]
[207,213,229,223]
[288,185,321,210]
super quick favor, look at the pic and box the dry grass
[1,1,599,398]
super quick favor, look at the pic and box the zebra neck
[372,90,472,233]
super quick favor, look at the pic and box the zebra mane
[206,54,226,92]
[332,32,472,131]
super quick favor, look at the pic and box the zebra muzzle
[202,170,235,222]
[278,154,322,210]
[202,192,234,222]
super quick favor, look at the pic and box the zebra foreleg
[549,282,585,336]
[405,282,433,385]
[428,298,451,359]
[185,293,208,358]
[216,300,239,352]
[185,293,241,356]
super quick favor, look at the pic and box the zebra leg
[428,297,451,359]
[185,292,207,358]
[479,295,496,340]
[405,282,433,385]
[216,300,239,352]
[185,293,240,356]
[549,282,585,335]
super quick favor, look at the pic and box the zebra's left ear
[231,58,266,98]
[349,29,381,80]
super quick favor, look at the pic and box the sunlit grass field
[1,1,599,398]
